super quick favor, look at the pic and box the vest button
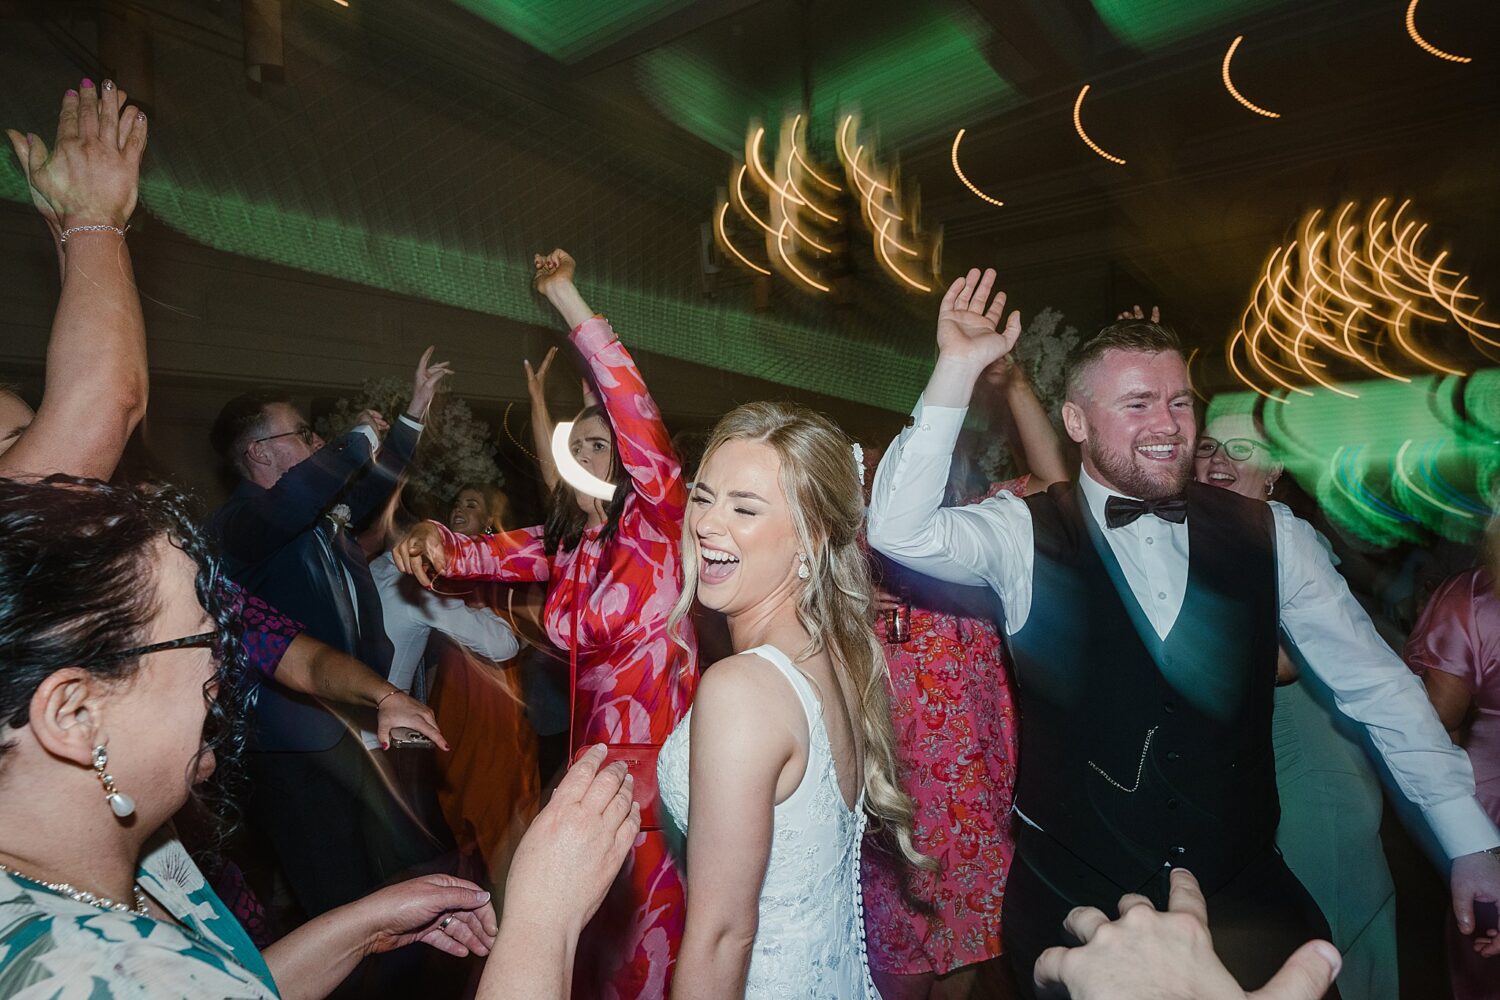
[1171,845,1187,856]
[1167,750,1181,761]
[1163,701,1176,713]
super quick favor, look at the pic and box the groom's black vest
[1006,481,1280,893]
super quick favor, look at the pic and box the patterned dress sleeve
[569,317,685,526]
[221,579,305,681]
[1405,569,1483,691]
[436,521,552,583]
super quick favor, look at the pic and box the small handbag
[567,553,663,831]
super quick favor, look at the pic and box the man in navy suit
[209,348,451,922]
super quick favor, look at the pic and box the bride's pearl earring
[797,553,809,580]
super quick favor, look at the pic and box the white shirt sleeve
[1273,502,1500,858]
[866,396,1036,632]
[408,584,522,665]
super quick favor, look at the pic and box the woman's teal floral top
[0,831,279,998]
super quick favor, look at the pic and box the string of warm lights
[1071,85,1127,165]
[950,129,1004,208]
[1227,199,1494,402]
[1405,0,1473,64]
[837,114,936,293]
[1221,36,1281,119]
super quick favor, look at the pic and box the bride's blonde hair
[669,401,929,868]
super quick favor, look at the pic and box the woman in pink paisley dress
[862,354,1067,1000]
[395,250,697,1000]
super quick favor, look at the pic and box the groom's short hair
[1064,322,1183,403]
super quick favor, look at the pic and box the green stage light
[1092,0,1289,51]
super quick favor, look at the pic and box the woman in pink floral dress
[396,251,696,1000]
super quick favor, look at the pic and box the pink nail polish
[66,89,77,97]
[81,78,94,89]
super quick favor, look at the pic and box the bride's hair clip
[851,442,865,485]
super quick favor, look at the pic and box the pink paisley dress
[427,317,697,1000]
[861,478,1026,976]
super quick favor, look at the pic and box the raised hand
[1032,869,1341,1000]
[4,81,146,237]
[936,268,1022,374]
[353,408,389,437]
[394,521,451,588]
[407,346,453,422]
[524,346,558,403]
[533,249,577,295]
[1118,304,1162,323]
[358,874,498,958]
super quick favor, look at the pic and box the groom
[867,268,1500,993]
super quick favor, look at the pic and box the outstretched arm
[981,359,1070,487]
[394,520,550,589]
[867,269,1034,615]
[2,82,148,480]
[535,250,684,520]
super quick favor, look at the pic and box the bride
[658,401,928,999]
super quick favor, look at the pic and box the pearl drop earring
[92,745,135,818]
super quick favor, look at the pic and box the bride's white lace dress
[658,643,879,999]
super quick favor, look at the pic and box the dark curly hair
[0,476,252,849]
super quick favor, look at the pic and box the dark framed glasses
[96,632,218,665]
[1196,436,1270,461]
[251,425,315,448]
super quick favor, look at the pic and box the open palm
[936,268,1022,371]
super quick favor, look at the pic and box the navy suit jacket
[210,419,419,752]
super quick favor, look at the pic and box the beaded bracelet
[60,223,128,243]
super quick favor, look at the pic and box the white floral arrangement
[967,306,1081,486]
[318,377,502,518]
[327,503,353,530]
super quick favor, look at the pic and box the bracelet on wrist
[375,688,401,709]
[60,223,128,243]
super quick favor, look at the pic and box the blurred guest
[396,250,697,999]
[1195,406,1396,1000]
[207,348,450,924]
[869,269,1500,994]
[1406,516,1500,997]
[862,355,1065,1000]
[0,476,495,999]
[659,401,928,999]
[2,83,148,480]
[377,483,538,888]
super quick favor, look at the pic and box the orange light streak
[877,218,932,293]
[950,129,1005,208]
[775,222,831,293]
[1072,85,1127,165]
[1405,0,1473,63]
[1221,36,1282,118]
[714,201,770,276]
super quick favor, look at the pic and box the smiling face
[688,438,804,618]
[1063,348,1196,500]
[1195,414,1281,501]
[449,488,488,536]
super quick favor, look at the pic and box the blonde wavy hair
[669,401,930,869]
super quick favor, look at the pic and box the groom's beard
[1088,436,1193,500]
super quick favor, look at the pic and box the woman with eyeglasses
[1194,407,1397,1000]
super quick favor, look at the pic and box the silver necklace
[0,861,149,915]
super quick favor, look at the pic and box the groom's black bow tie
[1104,494,1188,529]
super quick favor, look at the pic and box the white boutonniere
[328,504,352,530]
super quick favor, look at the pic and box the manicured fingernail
[381,742,389,750]
[81,79,93,89]
[66,89,77,97]
[137,112,146,122]
[102,79,114,91]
